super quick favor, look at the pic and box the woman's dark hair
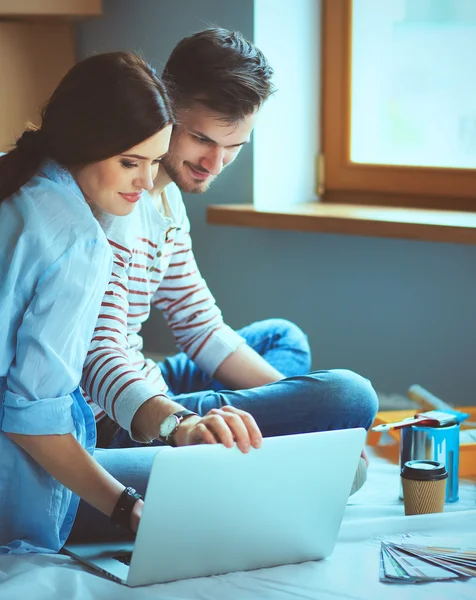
[0,51,174,202]
[162,27,275,122]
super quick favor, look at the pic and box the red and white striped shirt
[81,183,244,436]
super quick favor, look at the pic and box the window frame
[321,0,476,210]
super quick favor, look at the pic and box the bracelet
[110,487,143,531]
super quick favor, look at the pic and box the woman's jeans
[68,319,378,542]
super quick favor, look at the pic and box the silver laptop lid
[128,428,365,586]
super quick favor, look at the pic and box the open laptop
[63,427,366,586]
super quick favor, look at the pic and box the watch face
[159,414,180,438]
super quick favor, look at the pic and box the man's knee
[334,368,378,415]
[263,318,310,353]
[238,318,311,377]
[306,368,379,429]
[253,317,304,336]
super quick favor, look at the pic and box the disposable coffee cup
[401,460,447,516]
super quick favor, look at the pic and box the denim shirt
[0,160,112,553]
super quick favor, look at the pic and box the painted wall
[76,0,476,405]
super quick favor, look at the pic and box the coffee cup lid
[401,460,448,481]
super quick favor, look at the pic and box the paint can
[399,423,459,503]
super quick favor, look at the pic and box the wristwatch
[158,409,198,446]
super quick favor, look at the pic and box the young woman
[0,51,174,554]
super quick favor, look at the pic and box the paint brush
[372,410,458,433]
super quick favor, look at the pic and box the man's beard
[162,155,212,194]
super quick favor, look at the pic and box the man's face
[162,102,259,193]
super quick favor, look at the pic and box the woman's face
[74,125,172,216]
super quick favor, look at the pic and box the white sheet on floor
[1,448,475,600]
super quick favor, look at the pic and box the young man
[80,29,377,518]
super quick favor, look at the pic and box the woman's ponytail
[0,127,48,202]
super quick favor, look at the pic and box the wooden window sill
[206,202,476,245]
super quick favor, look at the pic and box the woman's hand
[130,498,144,533]
[173,406,262,453]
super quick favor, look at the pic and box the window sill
[206,202,476,245]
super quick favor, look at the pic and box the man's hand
[173,406,262,453]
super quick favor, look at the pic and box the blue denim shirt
[0,160,112,553]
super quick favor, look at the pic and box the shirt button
[87,431,95,440]
[156,250,162,258]
[149,264,155,272]
[65,515,73,524]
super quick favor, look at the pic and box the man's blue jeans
[109,319,377,445]
[68,319,378,542]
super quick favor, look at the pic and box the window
[322,0,476,209]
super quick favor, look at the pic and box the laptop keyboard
[112,553,132,566]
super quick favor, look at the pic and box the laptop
[63,427,366,586]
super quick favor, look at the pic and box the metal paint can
[399,423,460,503]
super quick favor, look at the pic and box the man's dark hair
[163,27,275,122]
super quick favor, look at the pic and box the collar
[40,159,85,204]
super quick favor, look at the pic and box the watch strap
[159,409,198,446]
[173,409,198,421]
[110,486,143,531]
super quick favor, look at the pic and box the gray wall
[76,0,476,405]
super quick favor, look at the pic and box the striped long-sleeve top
[82,182,244,437]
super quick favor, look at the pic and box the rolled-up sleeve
[152,218,245,376]
[1,238,112,436]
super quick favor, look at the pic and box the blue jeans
[68,319,378,542]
